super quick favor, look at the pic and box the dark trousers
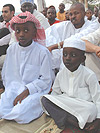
[41,96,79,129]
[41,96,68,129]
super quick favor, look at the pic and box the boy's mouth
[65,62,71,66]
[19,38,25,43]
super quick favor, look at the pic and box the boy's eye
[16,29,20,33]
[63,53,67,57]
[71,53,76,57]
[24,29,28,32]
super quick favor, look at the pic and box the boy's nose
[66,54,71,60]
[19,31,24,36]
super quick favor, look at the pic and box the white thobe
[85,15,99,22]
[43,65,100,129]
[37,0,46,12]
[33,9,50,30]
[0,41,52,123]
[92,15,97,21]
[82,28,100,81]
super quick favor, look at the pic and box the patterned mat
[37,117,100,133]
[36,119,62,133]
[62,125,100,133]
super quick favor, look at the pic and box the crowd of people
[0,0,100,132]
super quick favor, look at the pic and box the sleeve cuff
[25,83,37,95]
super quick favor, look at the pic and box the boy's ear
[81,55,86,63]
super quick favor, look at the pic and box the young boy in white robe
[41,38,100,132]
[0,11,52,124]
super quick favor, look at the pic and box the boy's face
[94,8,98,17]
[65,10,69,20]
[86,10,92,20]
[15,22,37,47]
[59,3,65,11]
[63,47,85,72]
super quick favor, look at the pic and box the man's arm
[82,39,100,54]
[47,41,63,52]
[82,28,100,57]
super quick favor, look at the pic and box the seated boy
[0,11,52,124]
[41,37,100,132]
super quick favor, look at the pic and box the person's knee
[41,96,48,107]
[88,103,97,113]
[86,103,97,119]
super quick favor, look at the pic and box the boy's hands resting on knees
[84,118,100,133]
[13,89,29,106]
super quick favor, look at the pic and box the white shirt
[0,41,52,123]
[33,9,50,30]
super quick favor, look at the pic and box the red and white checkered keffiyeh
[10,11,46,46]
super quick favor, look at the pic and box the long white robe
[43,65,100,129]
[45,20,99,70]
[82,28,100,81]
[36,0,46,12]
[0,41,52,124]
[33,9,50,30]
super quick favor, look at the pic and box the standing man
[20,0,50,30]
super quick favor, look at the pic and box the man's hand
[13,89,29,106]
[96,50,100,58]
[47,46,53,52]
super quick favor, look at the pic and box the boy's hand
[13,89,29,106]
[84,119,100,133]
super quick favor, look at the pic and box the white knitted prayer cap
[63,37,86,51]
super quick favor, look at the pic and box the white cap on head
[20,0,34,5]
[63,37,86,51]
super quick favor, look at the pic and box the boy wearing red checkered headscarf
[0,11,52,124]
